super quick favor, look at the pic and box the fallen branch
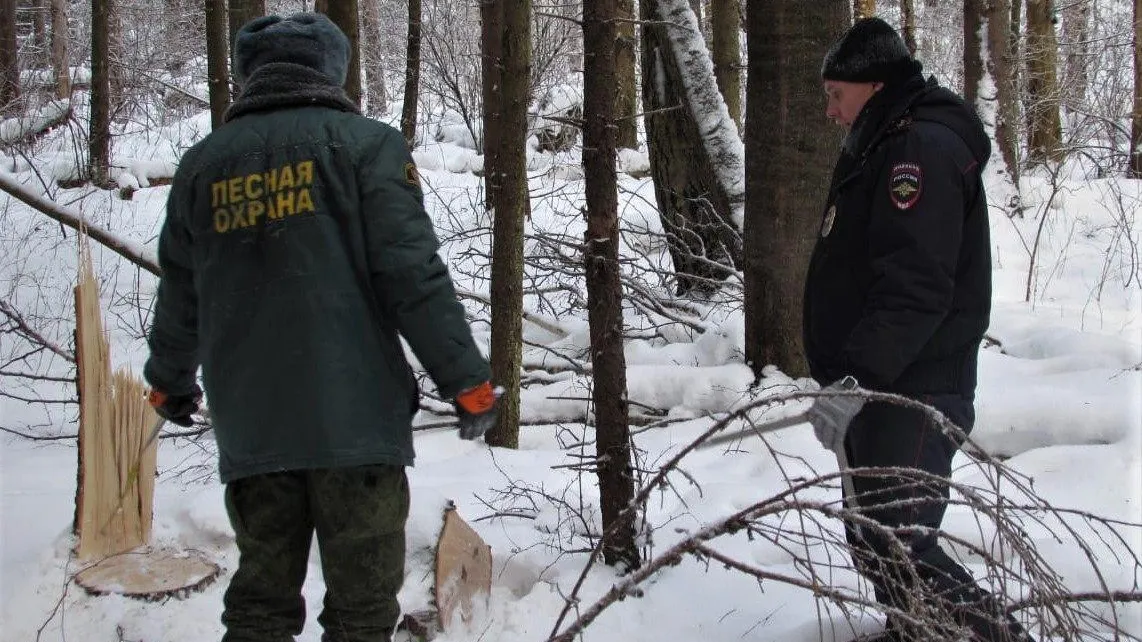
[0,173,160,275]
[0,99,71,148]
[456,287,567,337]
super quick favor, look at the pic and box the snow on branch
[0,100,71,147]
[0,172,160,276]
[651,0,745,229]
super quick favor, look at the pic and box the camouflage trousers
[221,464,410,642]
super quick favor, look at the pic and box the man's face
[823,80,883,128]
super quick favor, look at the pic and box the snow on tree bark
[649,0,744,230]
[640,0,744,294]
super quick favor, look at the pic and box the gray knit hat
[232,12,350,86]
[821,17,922,84]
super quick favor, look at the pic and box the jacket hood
[845,75,992,172]
[910,82,992,169]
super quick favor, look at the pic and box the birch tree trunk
[484,0,530,449]
[0,0,17,113]
[90,0,112,184]
[1026,0,1063,163]
[400,0,421,146]
[743,0,845,378]
[205,0,230,128]
[711,0,741,131]
[320,0,362,104]
[615,0,638,149]
[50,0,70,100]
[583,0,639,571]
[641,0,742,296]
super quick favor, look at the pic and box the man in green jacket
[144,13,496,642]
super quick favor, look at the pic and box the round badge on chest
[821,205,837,238]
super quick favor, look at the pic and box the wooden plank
[434,506,492,630]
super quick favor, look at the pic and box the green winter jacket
[145,63,489,482]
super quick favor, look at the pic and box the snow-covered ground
[1,95,1140,642]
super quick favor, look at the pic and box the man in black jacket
[803,17,1033,642]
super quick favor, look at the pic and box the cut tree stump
[73,547,221,601]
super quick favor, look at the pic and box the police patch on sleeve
[889,162,922,210]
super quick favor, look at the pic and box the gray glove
[807,376,864,452]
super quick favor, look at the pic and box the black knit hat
[232,12,350,87]
[821,17,922,84]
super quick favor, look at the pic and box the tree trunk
[743,0,845,379]
[0,0,17,113]
[1011,0,1022,61]
[32,0,48,68]
[314,0,327,12]
[484,0,530,449]
[854,0,875,20]
[49,0,69,100]
[641,0,741,296]
[963,0,984,106]
[90,0,111,184]
[583,0,639,571]
[711,0,741,131]
[1025,0,1062,163]
[481,0,503,199]
[361,0,387,116]
[400,0,421,146]
[901,0,916,54]
[205,0,230,129]
[1010,0,1023,132]
[320,0,362,104]
[1131,0,1141,177]
[107,0,123,109]
[987,0,1020,181]
[228,0,265,55]
[1061,0,1090,114]
[614,0,638,149]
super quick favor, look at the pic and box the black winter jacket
[803,74,992,395]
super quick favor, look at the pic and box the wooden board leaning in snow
[434,503,492,631]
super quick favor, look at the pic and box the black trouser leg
[843,394,1033,642]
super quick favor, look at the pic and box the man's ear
[872,82,884,93]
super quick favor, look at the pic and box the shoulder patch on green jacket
[403,162,420,188]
